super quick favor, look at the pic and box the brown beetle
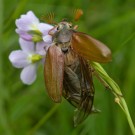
[44,10,111,126]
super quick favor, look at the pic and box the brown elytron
[44,11,112,126]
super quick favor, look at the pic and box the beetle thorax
[57,29,72,43]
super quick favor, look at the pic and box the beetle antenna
[41,12,57,24]
[73,9,83,21]
[62,18,68,22]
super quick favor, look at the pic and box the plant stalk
[91,62,135,135]
[28,104,59,135]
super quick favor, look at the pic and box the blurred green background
[1,0,135,135]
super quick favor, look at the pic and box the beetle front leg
[48,26,57,36]
[92,68,123,97]
[91,67,110,90]
[73,25,78,30]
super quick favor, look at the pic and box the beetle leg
[93,70,110,90]
[73,25,78,30]
[48,26,57,36]
[92,68,123,97]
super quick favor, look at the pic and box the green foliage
[1,0,135,135]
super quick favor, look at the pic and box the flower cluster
[9,11,54,84]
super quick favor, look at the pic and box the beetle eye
[57,27,59,30]
[57,24,63,30]
[68,23,72,28]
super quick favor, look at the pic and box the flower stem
[27,104,59,135]
[121,98,135,135]
[91,62,135,135]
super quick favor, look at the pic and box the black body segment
[63,50,95,125]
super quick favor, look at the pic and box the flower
[9,38,47,85]
[9,11,54,84]
[15,11,53,43]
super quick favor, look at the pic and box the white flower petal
[43,35,52,44]
[37,23,53,35]
[27,11,39,23]
[16,29,32,41]
[16,11,39,31]
[9,50,30,68]
[20,64,37,85]
[36,42,48,56]
[19,38,35,53]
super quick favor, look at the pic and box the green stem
[121,98,135,135]
[28,104,59,135]
[91,62,135,135]
[0,0,3,35]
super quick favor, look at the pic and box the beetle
[44,9,112,126]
